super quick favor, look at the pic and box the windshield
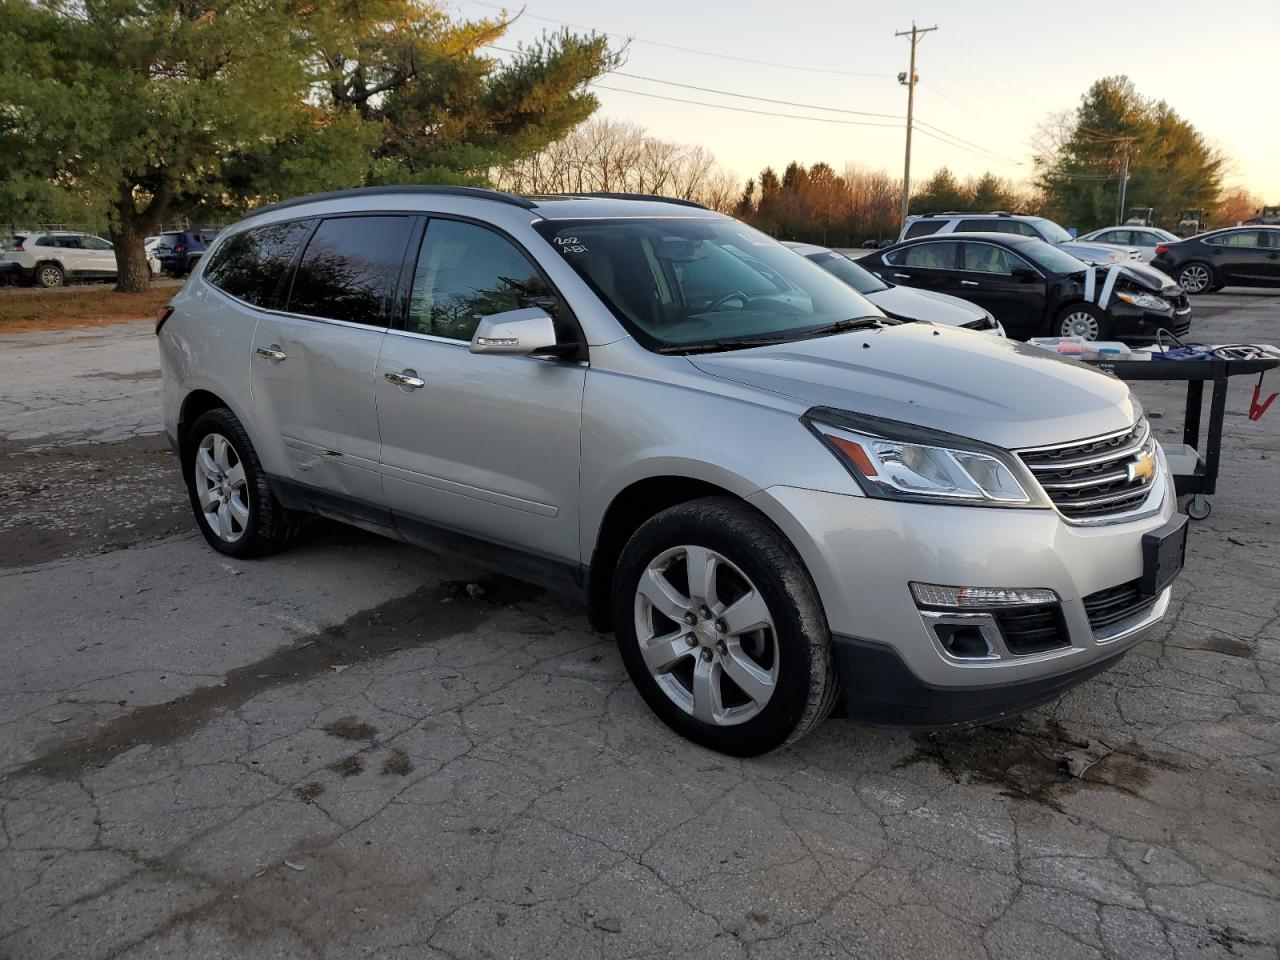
[806,250,888,294]
[533,218,883,352]
[1030,218,1073,245]
[1020,239,1089,275]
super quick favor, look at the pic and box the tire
[612,497,837,756]
[1176,261,1214,295]
[183,407,298,558]
[1056,302,1112,341]
[35,262,64,288]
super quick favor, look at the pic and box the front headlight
[1114,291,1170,311]
[805,411,1046,507]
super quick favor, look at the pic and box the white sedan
[783,242,1005,335]
[1077,226,1181,263]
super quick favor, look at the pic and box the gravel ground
[1,293,1277,960]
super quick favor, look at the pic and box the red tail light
[1154,244,1170,256]
[14,241,23,252]
[155,305,174,336]
[175,244,186,253]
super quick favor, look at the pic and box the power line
[918,79,980,120]
[610,70,905,120]
[463,0,894,78]
[913,118,1024,166]
[911,125,1025,168]
[588,84,904,129]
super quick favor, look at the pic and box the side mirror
[469,307,573,357]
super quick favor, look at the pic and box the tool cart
[1085,351,1279,519]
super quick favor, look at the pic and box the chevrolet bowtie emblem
[1127,451,1155,483]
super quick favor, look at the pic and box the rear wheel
[35,262,64,288]
[184,407,297,558]
[1177,262,1214,294]
[612,497,837,756]
[1057,303,1112,341]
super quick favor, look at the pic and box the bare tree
[495,118,741,208]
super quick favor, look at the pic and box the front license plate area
[1141,515,1188,596]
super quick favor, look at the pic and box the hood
[688,323,1138,450]
[1088,262,1179,294]
[1061,240,1137,264]
[864,285,986,327]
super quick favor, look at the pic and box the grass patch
[322,716,379,741]
[0,284,175,332]
[382,748,414,777]
[328,754,366,777]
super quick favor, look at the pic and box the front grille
[994,603,1070,655]
[1084,579,1157,632]
[1018,420,1158,522]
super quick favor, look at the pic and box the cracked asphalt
[1,292,1278,959]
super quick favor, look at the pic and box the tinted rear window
[286,216,415,325]
[204,220,314,308]
[903,220,944,239]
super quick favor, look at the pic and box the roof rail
[548,192,710,210]
[249,184,537,218]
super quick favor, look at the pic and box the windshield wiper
[802,316,888,335]
[655,316,889,355]
[655,335,796,355]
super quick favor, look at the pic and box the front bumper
[748,473,1177,720]
[1108,301,1191,344]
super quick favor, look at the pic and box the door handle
[959,280,980,287]
[892,273,911,279]
[255,346,287,362]
[384,370,426,389]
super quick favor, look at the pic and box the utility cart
[1084,352,1279,519]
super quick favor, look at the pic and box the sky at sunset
[461,0,1280,203]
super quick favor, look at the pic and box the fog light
[911,583,1059,608]
[934,623,992,658]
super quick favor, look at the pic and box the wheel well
[585,476,743,632]
[178,389,229,450]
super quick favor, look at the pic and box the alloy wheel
[1060,310,1101,340]
[38,266,62,287]
[633,545,779,726]
[1179,264,1211,293]
[193,432,250,543]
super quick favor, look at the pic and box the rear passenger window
[903,220,944,239]
[204,219,314,308]
[889,241,958,269]
[955,220,993,232]
[408,219,551,341]
[287,216,415,325]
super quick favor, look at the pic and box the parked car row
[160,186,1185,756]
[898,211,1144,265]
[1149,225,1280,293]
[0,231,162,287]
[857,232,1190,342]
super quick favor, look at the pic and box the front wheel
[184,407,297,558]
[612,497,837,756]
[1057,303,1112,341]
[1177,262,1214,294]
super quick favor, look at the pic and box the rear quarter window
[903,220,944,239]
[203,219,315,308]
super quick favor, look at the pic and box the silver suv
[900,212,1142,265]
[159,187,1186,755]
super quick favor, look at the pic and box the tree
[911,168,966,214]
[0,2,616,291]
[1033,76,1223,231]
[494,117,741,211]
[1216,188,1262,228]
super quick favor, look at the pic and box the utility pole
[1117,145,1131,224]
[895,22,937,226]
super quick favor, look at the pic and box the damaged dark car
[858,232,1191,343]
